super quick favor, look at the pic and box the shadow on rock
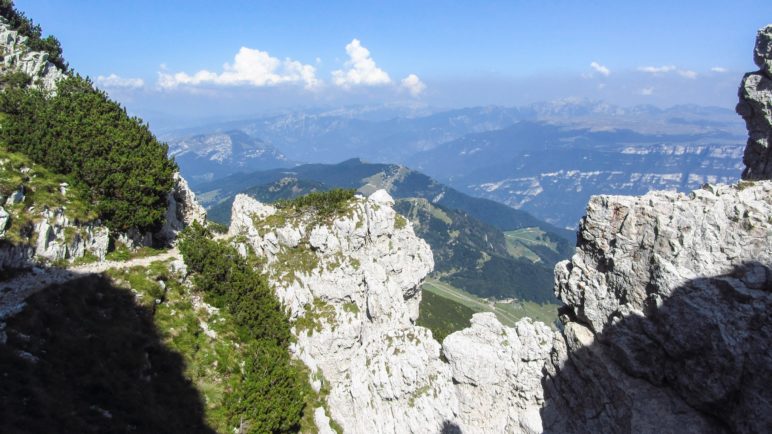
[541,261,772,434]
[0,274,215,434]
[440,420,463,434]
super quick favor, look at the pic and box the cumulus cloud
[332,39,392,87]
[711,66,727,73]
[638,65,676,74]
[157,47,319,89]
[639,87,654,96]
[677,69,698,79]
[590,61,610,76]
[401,74,426,96]
[96,74,144,89]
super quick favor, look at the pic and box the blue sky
[15,0,772,123]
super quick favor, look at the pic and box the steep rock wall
[546,182,771,433]
[229,191,458,433]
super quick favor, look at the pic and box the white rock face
[0,206,8,237]
[443,313,553,434]
[0,17,65,92]
[555,183,772,333]
[0,200,109,269]
[33,208,110,263]
[544,180,772,433]
[157,172,207,241]
[229,190,559,433]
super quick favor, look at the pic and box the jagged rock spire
[736,24,772,180]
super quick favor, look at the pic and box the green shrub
[394,214,408,230]
[224,341,306,433]
[179,222,307,432]
[275,189,356,218]
[0,71,32,90]
[207,221,229,234]
[0,75,177,233]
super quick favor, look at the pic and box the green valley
[417,278,559,342]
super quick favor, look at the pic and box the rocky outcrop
[33,209,109,262]
[554,183,771,333]
[737,25,772,180]
[545,182,772,433]
[229,190,559,433]
[0,17,65,92]
[156,172,207,242]
[0,206,109,270]
[443,313,553,434]
[230,191,458,433]
[0,170,204,272]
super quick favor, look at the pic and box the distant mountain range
[167,100,745,228]
[168,130,293,186]
[197,158,574,239]
[164,100,743,164]
[407,122,744,228]
[197,160,574,301]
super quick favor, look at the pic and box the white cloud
[96,74,144,89]
[711,66,727,73]
[638,65,697,79]
[638,65,676,74]
[401,74,426,96]
[590,61,610,76]
[157,47,319,89]
[332,39,392,88]
[639,87,654,96]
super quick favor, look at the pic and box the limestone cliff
[546,182,771,433]
[229,191,457,432]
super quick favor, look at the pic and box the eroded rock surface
[157,172,207,242]
[546,181,772,433]
[443,313,553,434]
[737,24,772,180]
[229,191,456,433]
